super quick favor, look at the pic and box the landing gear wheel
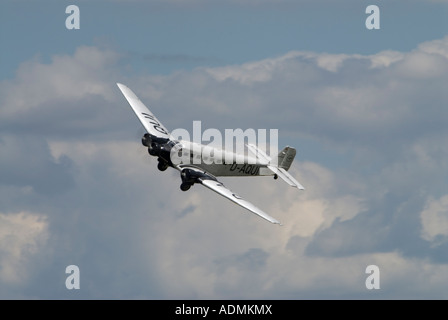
[180,183,191,191]
[274,174,278,180]
[157,160,168,171]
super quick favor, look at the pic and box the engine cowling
[181,168,216,183]
[142,133,152,147]
[142,134,183,165]
[179,167,217,191]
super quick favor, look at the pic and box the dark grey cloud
[305,194,424,256]
[0,135,75,196]
[215,248,269,272]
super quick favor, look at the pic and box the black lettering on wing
[153,125,168,135]
[141,112,168,135]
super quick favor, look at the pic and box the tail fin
[247,143,304,190]
[271,146,304,189]
[276,146,296,171]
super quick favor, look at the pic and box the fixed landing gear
[274,174,278,180]
[180,182,192,191]
[157,158,168,171]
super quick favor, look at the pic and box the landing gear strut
[148,144,158,156]
[157,158,168,171]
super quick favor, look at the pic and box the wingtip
[117,83,130,91]
[273,220,283,226]
[116,83,131,94]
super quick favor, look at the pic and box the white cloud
[0,212,48,284]
[1,46,119,115]
[395,51,448,79]
[419,35,448,59]
[420,195,448,243]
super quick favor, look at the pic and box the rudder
[276,146,296,171]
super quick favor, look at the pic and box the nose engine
[142,133,170,157]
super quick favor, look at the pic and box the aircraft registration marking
[229,164,260,175]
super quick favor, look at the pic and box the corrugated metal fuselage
[174,140,272,177]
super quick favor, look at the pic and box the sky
[1,0,448,299]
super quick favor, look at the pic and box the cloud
[0,212,48,285]
[1,46,119,110]
[2,35,448,298]
[0,135,75,195]
[130,37,448,157]
[420,195,448,243]
[0,46,123,139]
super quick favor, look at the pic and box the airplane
[117,83,304,225]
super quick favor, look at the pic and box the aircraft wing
[199,178,281,225]
[117,83,170,139]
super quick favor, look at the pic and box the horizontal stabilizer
[268,165,305,190]
[246,143,271,164]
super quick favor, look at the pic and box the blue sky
[1,0,448,299]
[2,0,447,78]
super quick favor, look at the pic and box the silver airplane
[117,83,304,225]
